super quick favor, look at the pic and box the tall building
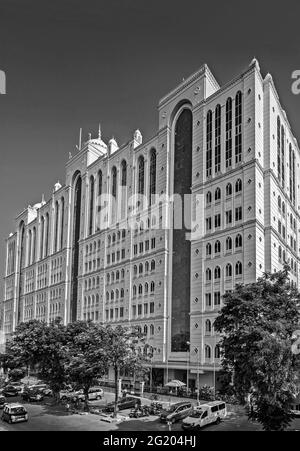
[2,59,300,389]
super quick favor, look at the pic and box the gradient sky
[0,0,300,294]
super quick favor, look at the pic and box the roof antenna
[98,123,101,139]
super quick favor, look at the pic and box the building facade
[2,59,300,389]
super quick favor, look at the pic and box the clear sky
[0,0,300,293]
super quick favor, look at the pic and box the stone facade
[2,59,299,389]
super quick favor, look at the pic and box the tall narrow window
[292,148,296,205]
[215,105,221,173]
[281,125,285,188]
[235,91,242,163]
[206,110,212,177]
[149,149,156,205]
[120,160,127,219]
[40,216,44,259]
[138,156,145,210]
[60,198,64,250]
[28,230,32,266]
[89,176,95,235]
[45,213,49,257]
[54,202,59,252]
[277,116,281,182]
[111,166,117,224]
[32,227,36,263]
[225,98,232,168]
[71,174,82,322]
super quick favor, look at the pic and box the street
[1,393,300,431]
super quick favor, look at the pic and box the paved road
[1,394,300,431]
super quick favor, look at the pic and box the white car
[77,387,104,401]
[182,401,227,430]
[1,403,28,424]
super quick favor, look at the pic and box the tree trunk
[114,366,118,418]
[84,387,89,412]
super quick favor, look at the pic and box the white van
[182,401,227,430]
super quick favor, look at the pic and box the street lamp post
[186,341,190,394]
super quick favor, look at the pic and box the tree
[64,321,108,411]
[102,325,151,417]
[4,319,69,400]
[214,266,300,431]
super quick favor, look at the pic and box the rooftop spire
[98,123,102,140]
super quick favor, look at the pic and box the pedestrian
[66,402,70,413]
[167,420,172,431]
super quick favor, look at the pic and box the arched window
[282,202,285,216]
[133,285,137,297]
[235,178,242,193]
[106,291,109,302]
[278,246,282,261]
[215,187,221,201]
[45,213,49,257]
[214,266,221,279]
[205,319,211,333]
[150,281,155,293]
[145,261,149,272]
[32,227,36,263]
[235,261,243,275]
[206,268,212,281]
[206,191,212,205]
[150,324,154,335]
[235,234,242,248]
[145,282,149,294]
[138,155,145,195]
[151,260,155,271]
[134,265,137,276]
[206,110,212,177]
[235,91,242,163]
[215,104,221,173]
[111,291,114,301]
[226,97,233,168]
[149,149,156,205]
[226,263,232,277]
[60,197,64,250]
[40,216,44,259]
[205,345,211,359]
[28,230,32,265]
[111,167,117,224]
[89,176,95,235]
[120,288,124,298]
[54,201,59,251]
[215,240,221,254]
[144,325,148,335]
[226,236,232,251]
[116,289,119,300]
[226,183,232,196]
[206,243,212,256]
[215,345,221,359]
[138,284,143,295]
[120,160,127,186]
[139,263,143,274]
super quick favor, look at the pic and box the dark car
[104,396,141,412]
[22,388,44,402]
[1,386,20,397]
[0,395,6,409]
[160,401,193,423]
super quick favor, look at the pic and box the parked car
[182,401,227,430]
[160,401,193,424]
[77,387,104,401]
[21,388,44,402]
[1,403,28,424]
[104,396,141,412]
[27,384,52,396]
[0,396,6,409]
[59,390,82,401]
[1,386,20,397]
[6,382,24,393]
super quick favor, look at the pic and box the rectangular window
[214,292,221,306]
[138,304,142,315]
[120,307,124,318]
[205,293,212,307]
[134,244,138,255]
[235,207,242,221]
[122,249,125,259]
[110,309,113,319]
[139,242,144,253]
[145,240,149,251]
[206,217,212,232]
[215,214,221,228]
[132,305,136,317]
[150,302,154,314]
[144,304,148,315]
[226,210,232,225]
[151,238,156,249]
